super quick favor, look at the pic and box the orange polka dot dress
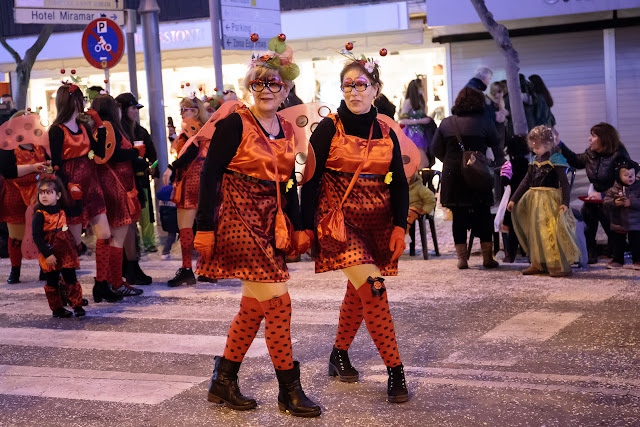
[95,125,141,228]
[195,107,301,283]
[302,108,409,276]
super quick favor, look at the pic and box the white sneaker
[161,254,172,261]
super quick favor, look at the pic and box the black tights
[610,231,640,264]
[451,206,493,245]
[45,268,77,287]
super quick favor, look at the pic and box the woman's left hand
[559,204,568,213]
[162,168,172,186]
[389,226,406,261]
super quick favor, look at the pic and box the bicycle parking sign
[81,17,124,69]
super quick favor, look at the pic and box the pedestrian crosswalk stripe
[0,300,340,325]
[0,365,205,404]
[0,327,272,357]
[480,310,582,342]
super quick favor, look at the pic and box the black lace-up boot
[328,347,359,382]
[167,268,196,287]
[387,364,409,403]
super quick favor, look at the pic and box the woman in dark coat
[558,122,630,263]
[433,87,500,269]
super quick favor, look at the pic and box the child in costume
[407,171,435,226]
[603,159,640,269]
[507,125,580,277]
[32,174,85,318]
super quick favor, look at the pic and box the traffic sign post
[81,17,125,92]
[220,0,281,50]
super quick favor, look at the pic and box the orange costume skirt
[196,172,290,283]
[172,157,204,209]
[96,161,141,228]
[315,171,397,275]
[62,156,107,226]
[0,175,37,224]
[38,229,80,273]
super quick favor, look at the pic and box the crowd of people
[0,40,635,416]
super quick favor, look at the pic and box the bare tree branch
[470,0,528,136]
[0,37,22,64]
[23,25,54,66]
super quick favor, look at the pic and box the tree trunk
[469,0,528,136]
[0,25,54,111]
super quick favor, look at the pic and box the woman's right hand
[162,168,172,186]
[507,201,515,212]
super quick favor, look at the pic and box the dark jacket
[433,113,500,207]
[560,143,630,194]
[604,180,640,232]
[465,77,487,92]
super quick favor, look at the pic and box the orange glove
[194,230,216,259]
[293,230,314,256]
[85,109,103,128]
[134,144,146,158]
[389,226,406,261]
[67,183,83,200]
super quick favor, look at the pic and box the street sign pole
[208,0,224,94]
[139,0,167,177]
[125,9,138,99]
[104,68,110,94]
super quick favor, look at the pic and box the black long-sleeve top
[0,146,50,179]
[110,127,140,163]
[510,152,571,206]
[195,112,302,232]
[49,122,106,185]
[300,101,409,231]
[559,143,629,194]
[32,204,62,258]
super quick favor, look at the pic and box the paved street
[0,234,639,426]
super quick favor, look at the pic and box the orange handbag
[317,123,374,253]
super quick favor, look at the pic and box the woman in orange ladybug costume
[193,37,321,418]
[0,111,49,284]
[162,96,209,287]
[48,83,122,303]
[91,94,144,297]
[300,51,410,403]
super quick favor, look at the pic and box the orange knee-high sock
[356,277,401,368]
[95,238,110,282]
[259,293,294,370]
[109,246,124,289]
[334,280,363,350]
[179,228,193,269]
[222,296,265,362]
[8,238,22,267]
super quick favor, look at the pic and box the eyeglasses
[223,90,234,95]
[249,80,285,93]
[180,106,198,113]
[341,80,371,93]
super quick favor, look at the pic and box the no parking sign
[81,17,124,70]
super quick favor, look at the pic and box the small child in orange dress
[32,174,85,318]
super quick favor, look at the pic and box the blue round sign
[82,18,124,69]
